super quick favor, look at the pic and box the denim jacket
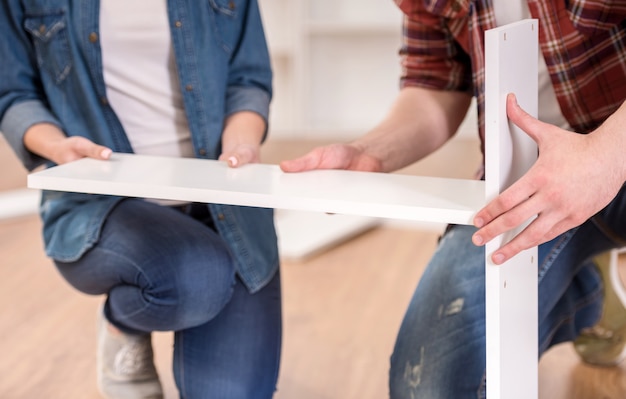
[0,0,279,293]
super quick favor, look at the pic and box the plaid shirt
[396,0,626,155]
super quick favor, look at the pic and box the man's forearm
[352,87,473,173]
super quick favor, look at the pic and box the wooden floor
[1,138,626,398]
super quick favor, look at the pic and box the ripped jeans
[389,185,626,398]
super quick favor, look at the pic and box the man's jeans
[55,199,282,399]
[389,185,626,399]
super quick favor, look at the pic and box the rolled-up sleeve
[224,0,272,136]
[397,1,473,93]
[0,0,61,170]
[1,100,60,170]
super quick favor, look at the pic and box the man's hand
[279,143,382,173]
[472,94,626,264]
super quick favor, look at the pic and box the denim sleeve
[224,0,272,139]
[1,101,61,170]
[0,0,61,170]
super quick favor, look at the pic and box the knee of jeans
[171,272,236,329]
[152,253,237,329]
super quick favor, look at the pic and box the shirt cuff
[225,86,271,140]
[0,100,61,170]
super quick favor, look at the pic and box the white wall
[259,0,478,141]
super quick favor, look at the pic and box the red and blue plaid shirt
[396,0,626,155]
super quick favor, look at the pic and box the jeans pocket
[24,11,72,84]
[208,0,241,53]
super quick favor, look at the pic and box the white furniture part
[27,20,539,399]
[27,155,484,225]
[485,20,538,399]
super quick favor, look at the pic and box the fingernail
[493,253,505,265]
[473,234,483,245]
[101,148,112,159]
[228,156,238,167]
[474,217,484,228]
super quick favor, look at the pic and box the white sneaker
[97,306,163,399]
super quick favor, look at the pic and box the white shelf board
[27,153,485,225]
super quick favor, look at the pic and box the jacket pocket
[24,11,72,83]
[208,0,242,53]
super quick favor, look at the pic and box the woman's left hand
[218,111,265,167]
[218,143,261,167]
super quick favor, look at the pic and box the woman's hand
[24,123,112,165]
[218,142,261,167]
[472,94,626,264]
[218,111,265,167]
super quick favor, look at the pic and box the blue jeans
[55,199,282,399]
[389,186,626,399]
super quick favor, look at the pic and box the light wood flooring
[1,138,626,398]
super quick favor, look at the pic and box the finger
[72,137,112,160]
[98,147,112,159]
[218,154,240,168]
[472,188,540,246]
[506,93,544,144]
[279,149,324,173]
[218,144,260,168]
[474,175,537,228]
[488,212,562,264]
[218,153,240,167]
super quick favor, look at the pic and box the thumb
[84,143,112,160]
[279,157,308,173]
[95,146,112,159]
[70,136,112,160]
[219,145,259,168]
[279,150,324,173]
[506,93,543,143]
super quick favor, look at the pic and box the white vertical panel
[484,20,539,399]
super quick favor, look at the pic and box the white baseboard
[0,188,40,220]
[275,210,379,261]
[275,210,445,261]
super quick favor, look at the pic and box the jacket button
[39,25,46,34]
[198,148,207,156]
[89,32,99,43]
[100,97,108,106]
[228,1,235,10]
[185,84,193,91]
[217,213,225,221]
[175,21,182,28]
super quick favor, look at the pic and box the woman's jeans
[55,199,282,399]
[389,185,626,399]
